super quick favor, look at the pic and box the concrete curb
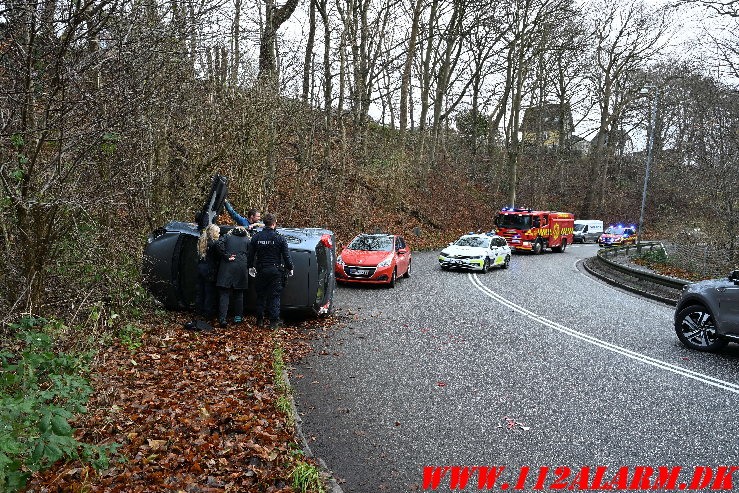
[282,368,345,493]
[580,257,679,306]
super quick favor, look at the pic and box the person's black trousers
[218,288,244,322]
[255,265,284,321]
[196,269,217,318]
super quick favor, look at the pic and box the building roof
[521,103,573,132]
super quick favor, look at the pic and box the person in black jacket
[247,213,293,329]
[195,224,221,319]
[216,226,250,327]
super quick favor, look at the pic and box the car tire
[403,260,411,278]
[502,255,510,269]
[480,258,489,273]
[532,240,543,255]
[553,239,567,253]
[440,264,449,271]
[389,268,397,288]
[675,304,727,352]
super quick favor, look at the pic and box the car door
[489,238,500,265]
[395,236,409,274]
[718,277,739,334]
[197,174,229,229]
[497,238,507,259]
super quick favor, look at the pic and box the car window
[455,237,490,248]
[348,235,394,252]
[396,237,405,250]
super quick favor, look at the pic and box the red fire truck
[494,207,575,254]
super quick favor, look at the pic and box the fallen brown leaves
[631,258,711,281]
[27,314,327,493]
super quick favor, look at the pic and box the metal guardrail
[596,241,691,290]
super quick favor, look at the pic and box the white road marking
[468,273,739,395]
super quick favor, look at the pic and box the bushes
[0,317,117,491]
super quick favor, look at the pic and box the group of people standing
[195,202,294,330]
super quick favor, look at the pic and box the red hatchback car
[335,234,411,287]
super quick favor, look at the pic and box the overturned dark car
[142,176,336,316]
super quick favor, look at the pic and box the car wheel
[403,260,411,278]
[675,304,727,352]
[480,258,490,273]
[552,239,567,253]
[389,268,397,288]
[440,264,449,271]
[502,255,510,269]
[531,240,543,255]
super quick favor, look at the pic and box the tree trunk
[302,0,316,102]
[400,0,423,136]
[258,0,301,89]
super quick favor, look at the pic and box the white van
[573,220,603,243]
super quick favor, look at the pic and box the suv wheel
[675,304,727,352]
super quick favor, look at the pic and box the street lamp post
[637,85,659,252]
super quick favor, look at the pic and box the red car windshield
[348,235,394,252]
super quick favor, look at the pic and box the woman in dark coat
[195,224,221,319]
[216,226,250,326]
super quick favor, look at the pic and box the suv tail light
[320,234,333,248]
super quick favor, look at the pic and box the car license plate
[351,269,370,275]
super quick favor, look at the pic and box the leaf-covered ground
[27,314,330,493]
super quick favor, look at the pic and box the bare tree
[582,0,671,217]
[259,0,301,87]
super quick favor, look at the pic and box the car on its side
[438,233,511,272]
[335,234,411,287]
[598,225,637,248]
[674,270,739,351]
[142,175,336,316]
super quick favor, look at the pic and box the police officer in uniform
[247,213,293,329]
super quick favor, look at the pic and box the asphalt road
[293,244,739,492]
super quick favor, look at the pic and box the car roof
[353,233,398,240]
[460,233,499,238]
[163,221,332,251]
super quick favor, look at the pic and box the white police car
[439,233,512,272]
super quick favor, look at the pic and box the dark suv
[142,176,336,316]
[674,270,739,351]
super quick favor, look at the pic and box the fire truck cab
[494,207,575,254]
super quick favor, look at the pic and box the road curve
[293,244,739,493]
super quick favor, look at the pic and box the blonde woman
[195,224,221,319]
